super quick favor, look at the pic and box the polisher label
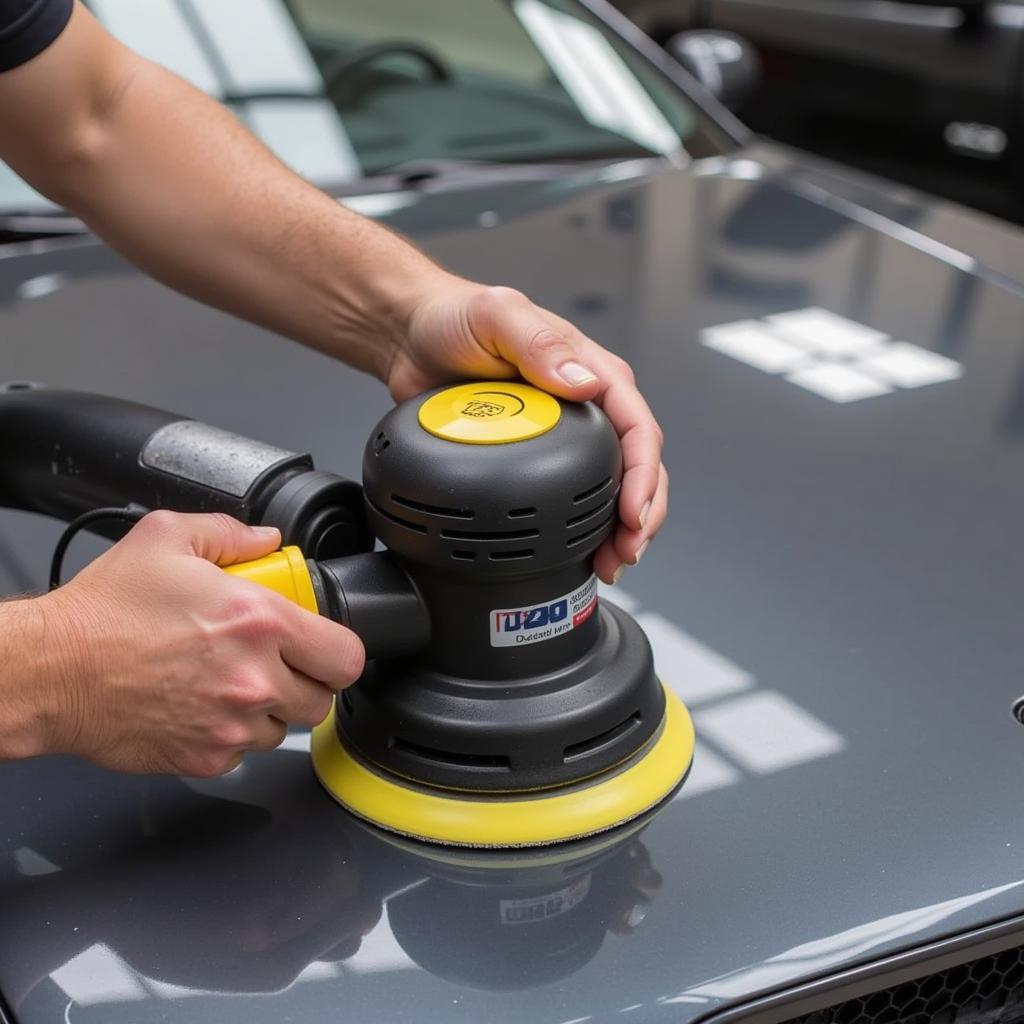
[489,575,598,648]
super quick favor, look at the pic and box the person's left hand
[388,279,667,584]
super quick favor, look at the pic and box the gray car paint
[2,149,1024,1024]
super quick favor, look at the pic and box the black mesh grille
[787,946,1024,1024]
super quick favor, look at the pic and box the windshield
[0,0,729,215]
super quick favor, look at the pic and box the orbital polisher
[0,381,694,847]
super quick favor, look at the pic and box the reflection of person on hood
[0,751,660,1007]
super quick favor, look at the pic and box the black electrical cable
[49,505,147,590]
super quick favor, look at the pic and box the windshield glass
[0,0,724,214]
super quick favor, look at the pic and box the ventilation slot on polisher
[566,496,615,529]
[567,511,616,548]
[489,549,534,561]
[391,735,511,773]
[367,499,427,534]
[392,493,474,520]
[563,712,642,764]
[441,527,540,542]
[573,477,613,504]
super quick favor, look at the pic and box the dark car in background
[4,2,1024,1023]
[614,0,1024,224]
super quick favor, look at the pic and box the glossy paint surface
[3,150,1024,1023]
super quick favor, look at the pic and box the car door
[710,0,1024,220]
[620,0,1024,222]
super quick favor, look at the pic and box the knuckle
[225,593,281,641]
[608,354,634,382]
[206,511,240,539]
[209,719,254,750]
[224,669,275,712]
[138,508,181,536]
[470,285,527,322]
[484,284,526,307]
[526,327,571,358]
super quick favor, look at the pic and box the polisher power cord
[48,504,146,590]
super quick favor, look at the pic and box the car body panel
[2,151,1024,1023]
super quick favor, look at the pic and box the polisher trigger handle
[222,546,430,662]
[223,546,320,615]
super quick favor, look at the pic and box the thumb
[470,289,601,402]
[138,511,281,566]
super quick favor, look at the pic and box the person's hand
[38,511,363,776]
[388,280,667,584]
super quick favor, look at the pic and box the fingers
[465,287,669,576]
[269,667,335,728]
[577,347,665,580]
[276,600,365,689]
[585,350,663,531]
[594,464,668,584]
[466,287,602,402]
[513,302,667,572]
[615,461,668,565]
[246,715,290,752]
[134,510,281,566]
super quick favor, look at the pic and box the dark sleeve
[0,0,73,73]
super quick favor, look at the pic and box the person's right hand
[39,511,364,776]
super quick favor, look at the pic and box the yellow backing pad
[311,685,694,848]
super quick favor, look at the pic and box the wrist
[314,209,457,383]
[32,588,100,758]
[0,597,78,759]
[361,263,458,385]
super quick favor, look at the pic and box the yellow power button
[418,382,562,444]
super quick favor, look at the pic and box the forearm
[63,65,447,376]
[0,8,449,380]
[0,597,66,760]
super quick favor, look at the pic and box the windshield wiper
[356,156,637,191]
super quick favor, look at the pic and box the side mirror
[665,30,760,112]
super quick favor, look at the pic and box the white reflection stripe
[51,944,148,1006]
[673,742,740,799]
[598,582,639,612]
[694,691,845,773]
[635,612,754,704]
[13,846,60,875]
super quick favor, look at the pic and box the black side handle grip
[0,383,373,559]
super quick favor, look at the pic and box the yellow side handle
[223,545,320,615]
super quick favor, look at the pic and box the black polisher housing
[333,386,666,793]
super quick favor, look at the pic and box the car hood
[3,149,1024,1024]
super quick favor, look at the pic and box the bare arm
[0,1,666,578]
[0,2,424,379]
